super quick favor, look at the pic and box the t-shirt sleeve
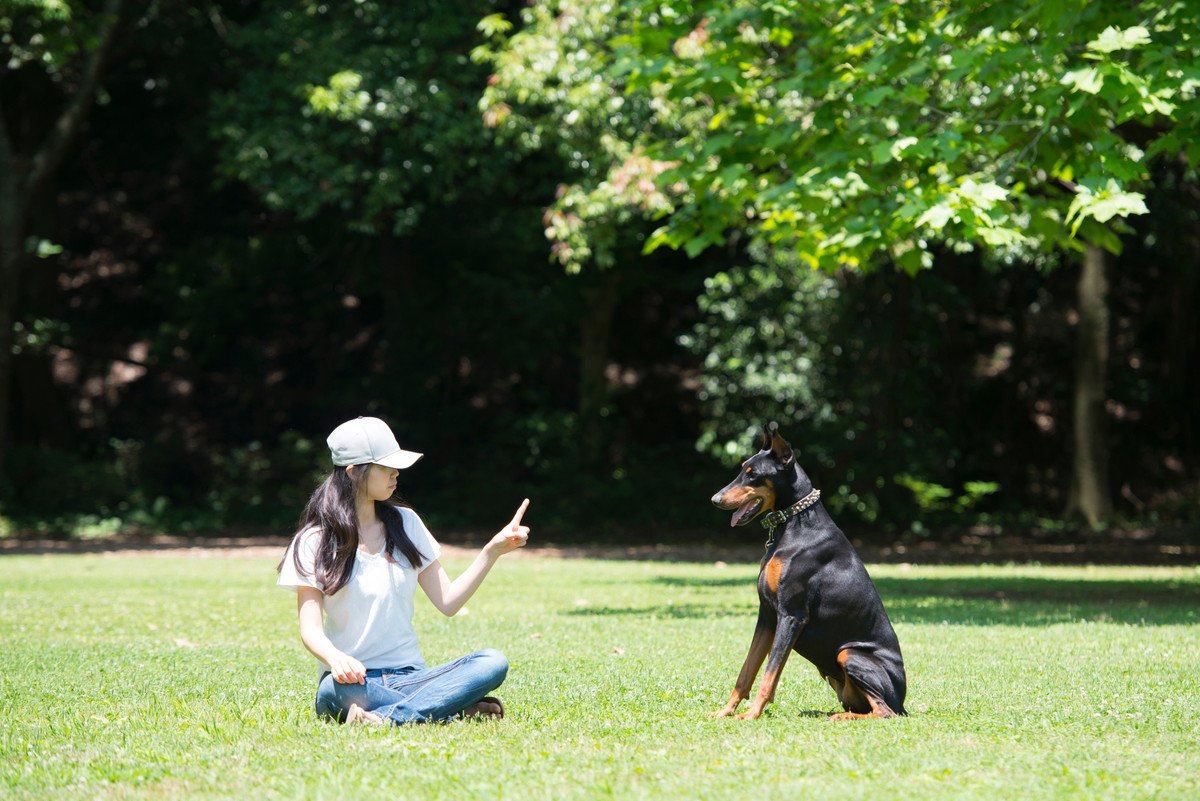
[399,507,442,572]
[277,528,322,592]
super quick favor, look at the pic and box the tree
[0,0,128,482]
[476,3,695,464]
[485,0,1199,526]
[211,0,523,300]
[211,1,572,442]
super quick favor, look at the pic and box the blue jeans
[315,649,509,725]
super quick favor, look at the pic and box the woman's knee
[473,648,509,685]
[315,673,367,720]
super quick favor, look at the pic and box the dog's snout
[711,490,726,508]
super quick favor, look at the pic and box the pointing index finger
[510,498,530,527]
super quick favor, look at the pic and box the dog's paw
[734,710,762,721]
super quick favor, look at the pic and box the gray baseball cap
[327,416,423,469]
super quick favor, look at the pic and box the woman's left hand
[486,498,531,558]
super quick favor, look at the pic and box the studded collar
[761,487,821,547]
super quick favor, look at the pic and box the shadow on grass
[571,574,1200,626]
[567,603,755,619]
[653,576,750,588]
[876,576,1200,626]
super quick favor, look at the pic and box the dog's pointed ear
[758,425,771,451]
[767,422,794,465]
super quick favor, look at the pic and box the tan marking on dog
[723,483,775,510]
[764,557,784,594]
[835,648,885,715]
[718,485,756,507]
[715,484,775,523]
[760,484,775,511]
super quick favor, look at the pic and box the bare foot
[345,704,386,726]
[462,698,504,719]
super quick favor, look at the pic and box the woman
[278,416,529,725]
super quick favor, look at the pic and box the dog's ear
[767,421,794,465]
[758,425,771,451]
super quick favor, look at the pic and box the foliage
[476,0,685,270]
[485,1,1199,271]
[0,432,326,535]
[480,0,1200,532]
[681,244,1013,527]
[1,0,1198,538]
[213,0,508,236]
[2,554,1199,799]
[1,0,91,74]
[895,475,1000,515]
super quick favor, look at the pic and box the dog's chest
[758,550,809,605]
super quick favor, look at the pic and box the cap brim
[374,449,423,470]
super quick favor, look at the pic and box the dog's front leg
[735,614,805,720]
[711,606,775,718]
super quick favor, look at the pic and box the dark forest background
[1,1,1197,544]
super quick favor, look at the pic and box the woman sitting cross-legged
[277,416,530,725]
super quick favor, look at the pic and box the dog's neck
[780,466,813,503]
[762,477,822,545]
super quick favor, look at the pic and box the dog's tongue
[731,499,761,527]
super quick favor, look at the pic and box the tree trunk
[578,274,619,467]
[0,0,126,484]
[1066,243,1112,527]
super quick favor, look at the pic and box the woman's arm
[296,587,367,684]
[418,499,530,617]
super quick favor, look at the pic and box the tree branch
[25,0,127,200]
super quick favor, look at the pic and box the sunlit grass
[2,554,1198,800]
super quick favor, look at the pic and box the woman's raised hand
[329,651,367,685]
[487,498,531,558]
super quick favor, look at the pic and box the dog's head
[710,422,812,527]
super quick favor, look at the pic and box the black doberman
[709,423,907,720]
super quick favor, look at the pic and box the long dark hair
[277,464,427,595]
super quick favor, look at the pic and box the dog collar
[761,488,821,541]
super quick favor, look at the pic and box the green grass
[2,553,1198,800]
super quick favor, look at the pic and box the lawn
[2,550,1198,800]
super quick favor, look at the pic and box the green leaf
[477,13,512,38]
[1066,180,1149,235]
[643,226,681,254]
[684,235,709,258]
[956,179,1007,210]
[703,133,737,157]
[1088,193,1148,223]
[916,203,955,231]
[34,239,64,258]
[1087,26,1151,54]
[1141,94,1177,116]
[870,140,894,165]
[1061,67,1104,95]
[861,86,895,107]
[1078,221,1124,255]
[872,136,918,165]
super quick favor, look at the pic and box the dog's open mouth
[730,498,764,527]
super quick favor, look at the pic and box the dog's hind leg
[827,648,905,720]
[735,613,805,720]
[711,605,775,718]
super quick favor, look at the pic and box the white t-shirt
[277,506,442,671]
